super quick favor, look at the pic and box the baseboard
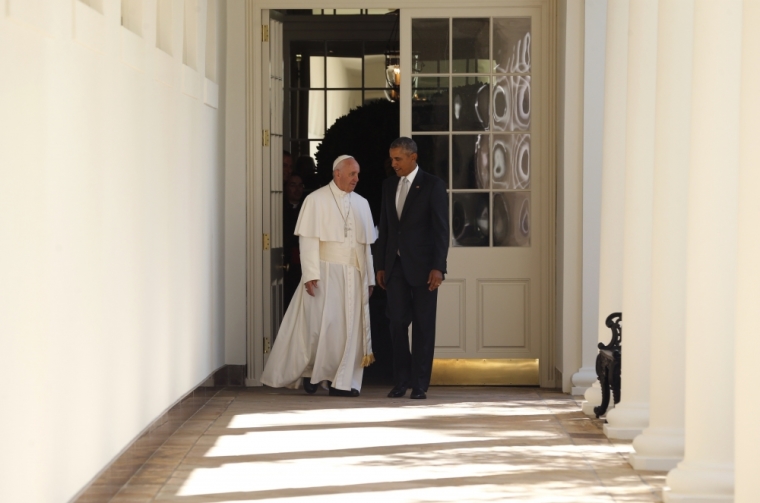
[70,364,244,503]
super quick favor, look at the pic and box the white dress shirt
[395,165,419,208]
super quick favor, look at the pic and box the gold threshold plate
[430,358,539,386]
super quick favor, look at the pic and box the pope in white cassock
[261,155,377,397]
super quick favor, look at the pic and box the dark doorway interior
[279,10,401,384]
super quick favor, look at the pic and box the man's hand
[305,280,319,297]
[427,270,444,291]
[376,270,386,290]
[368,286,374,298]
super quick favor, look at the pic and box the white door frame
[243,0,557,388]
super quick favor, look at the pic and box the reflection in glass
[474,134,490,189]
[412,19,449,73]
[309,56,326,87]
[493,192,530,246]
[452,18,490,73]
[363,90,387,103]
[326,57,362,88]
[493,18,531,73]
[452,135,477,189]
[453,135,488,189]
[412,77,449,131]
[452,76,490,132]
[326,90,363,130]
[492,76,531,131]
[325,41,363,88]
[413,135,449,188]
[363,53,387,88]
[308,90,325,139]
[493,134,530,189]
[452,193,489,247]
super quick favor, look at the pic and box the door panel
[401,6,552,384]
[262,13,285,364]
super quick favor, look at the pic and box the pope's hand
[305,280,319,297]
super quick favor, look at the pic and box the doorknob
[277,263,290,272]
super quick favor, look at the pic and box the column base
[571,366,598,395]
[629,427,684,471]
[603,402,649,439]
[581,382,602,417]
[664,461,733,502]
[663,493,732,503]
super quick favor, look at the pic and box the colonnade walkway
[103,387,665,502]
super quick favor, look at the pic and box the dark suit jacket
[376,168,449,286]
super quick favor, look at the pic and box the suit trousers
[386,255,438,391]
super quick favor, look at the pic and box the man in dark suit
[376,137,449,400]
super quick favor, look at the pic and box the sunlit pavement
[110,386,665,502]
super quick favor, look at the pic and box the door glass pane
[493,192,530,246]
[452,18,490,73]
[493,18,531,74]
[307,90,325,139]
[364,89,387,103]
[452,76,490,131]
[493,75,531,132]
[412,77,449,131]
[327,56,363,88]
[413,134,450,188]
[493,134,530,189]
[290,90,309,139]
[452,134,489,189]
[412,18,449,74]
[364,53,387,88]
[452,193,489,247]
[309,56,326,88]
[326,90,362,128]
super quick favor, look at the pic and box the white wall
[224,0,247,364]
[0,0,227,501]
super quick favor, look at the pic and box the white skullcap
[332,155,354,171]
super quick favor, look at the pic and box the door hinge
[263,233,270,250]
[262,129,270,146]
[264,337,271,354]
[262,25,269,42]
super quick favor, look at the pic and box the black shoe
[303,377,317,394]
[410,388,426,399]
[329,387,360,397]
[387,384,408,398]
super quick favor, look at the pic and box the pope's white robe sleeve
[300,236,320,284]
[365,244,375,287]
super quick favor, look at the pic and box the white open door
[400,5,555,386]
[261,12,285,365]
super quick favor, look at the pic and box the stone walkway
[109,386,665,502]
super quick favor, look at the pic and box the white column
[582,0,628,417]
[603,0,658,440]
[572,0,607,397]
[664,0,742,500]
[629,0,692,470]
[735,1,760,501]
[559,0,585,394]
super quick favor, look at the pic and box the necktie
[396,177,409,218]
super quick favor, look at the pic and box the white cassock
[261,181,376,391]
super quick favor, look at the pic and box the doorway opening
[277,9,402,384]
[256,3,556,388]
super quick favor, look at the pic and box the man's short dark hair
[390,137,417,155]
